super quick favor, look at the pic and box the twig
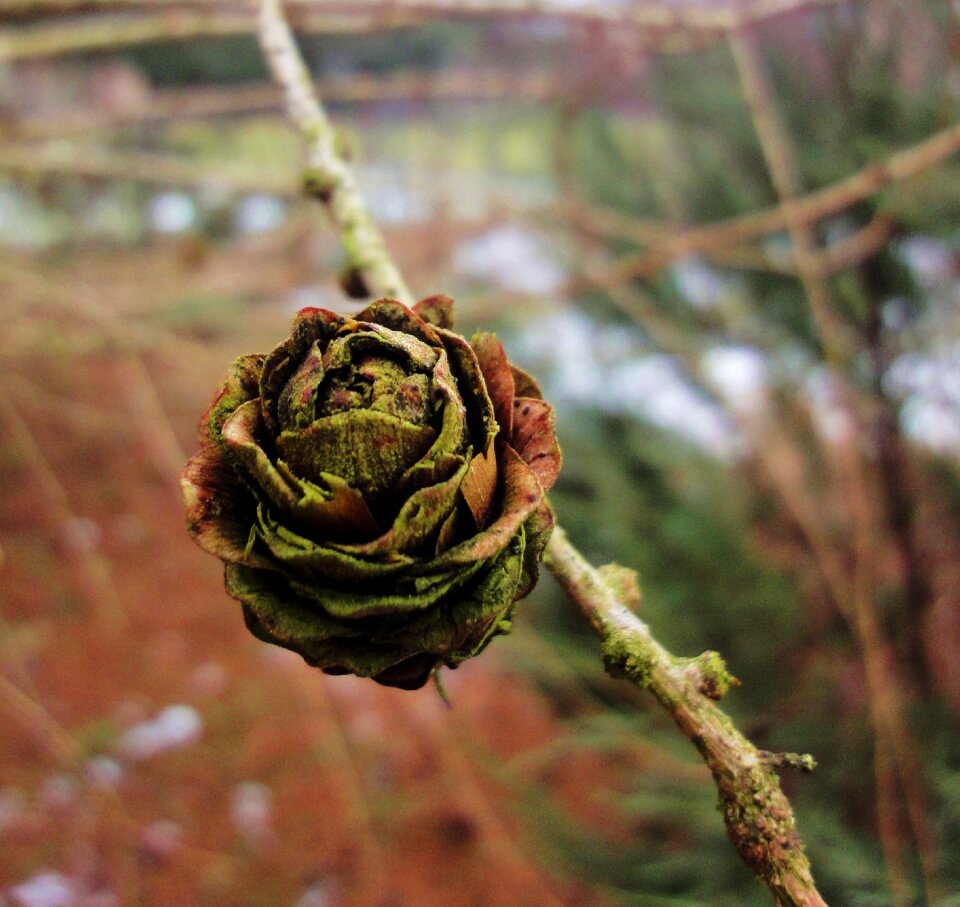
[0,141,296,195]
[0,0,859,69]
[0,672,240,871]
[563,202,894,280]
[727,26,845,360]
[256,2,828,903]
[833,430,939,904]
[0,9,414,62]
[257,0,413,304]
[0,260,188,484]
[0,385,127,633]
[574,119,960,289]
[0,10,252,62]
[809,213,894,278]
[1,0,852,36]
[290,0,850,29]
[0,5,714,58]
[543,529,826,907]
[9,69,561,141]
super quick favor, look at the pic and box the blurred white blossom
[117,705,202,761]
[455,226,565,294]
[149,192,196,234]
[8,872,75,907]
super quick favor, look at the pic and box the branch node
[339,264,371,299]
[679,650,740,701]
[597,562,642,611]
[303,167,339,203]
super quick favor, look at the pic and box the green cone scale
[182,296,561,689]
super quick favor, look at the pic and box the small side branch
[257,0,414,305]
[543,529,827,907]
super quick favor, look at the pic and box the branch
[0,384,127,633]
[255,3,828,903]
[559,200,894,280]
[543,530,826,907]
[257,0,413,304]
[571,119,960,289]
[286,0,849,30]
[0,10,251,62]
[0,0,858,64]
[0,141,296,194]
[10,69,561,141]
[3,0,853,36]
[727,26,846,361]
[0,9,415,62]
[0,6,710,59]
[0,672,239,873]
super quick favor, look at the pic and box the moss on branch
[543,528,827,907]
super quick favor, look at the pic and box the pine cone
[182,296,560,689]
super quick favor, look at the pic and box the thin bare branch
[10,69,562,141]
[0,141,297,194]
[728,26,844,358]
[1,0,854,35]
[560,202,895,279]
[579,118,960,289]
[0,386,127,632]
[0,9,414,62]
[543,528,827,907]
[258,0,413,303]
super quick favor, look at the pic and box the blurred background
[2,1,960,905]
